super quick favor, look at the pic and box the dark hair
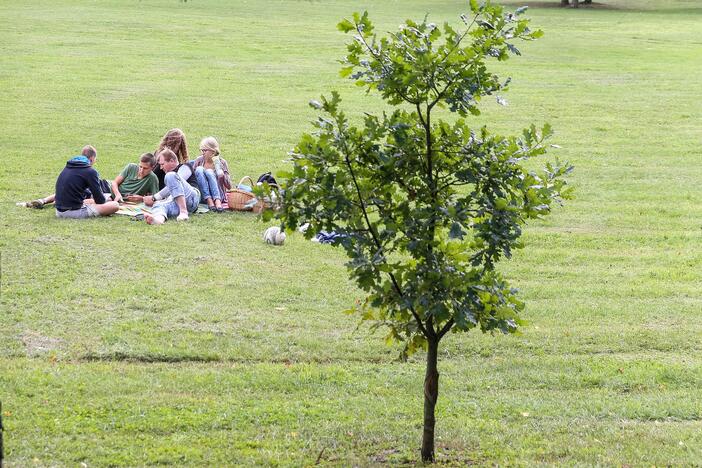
[81,145,97,159]
[140,152,155,167]
[158,148,177,163]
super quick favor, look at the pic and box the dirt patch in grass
[366,445,484,465]
[370,448,404,464]
[21,331,64,356]
[30,235,65,245]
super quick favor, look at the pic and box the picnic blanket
[115,202,152,217]
[115,201,224,217]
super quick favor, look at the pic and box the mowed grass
[1,0,701,465]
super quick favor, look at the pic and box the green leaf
[337,18,355,33]
[261,208,275,222]
[275,170,293,180]
[542,122,553,138]
[449,222,466,240]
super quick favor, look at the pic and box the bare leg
[23,194,55,208]
[93,201,120,216]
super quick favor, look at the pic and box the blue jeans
[151,172,200,218]
[194,166,221,202]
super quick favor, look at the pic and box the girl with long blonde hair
[192,136,232,211]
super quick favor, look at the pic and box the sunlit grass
[1,0,701,465]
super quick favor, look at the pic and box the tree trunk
[0,401,4,468]
[572,0,580,7]
[421,337,440,462]
[560,0,569,5]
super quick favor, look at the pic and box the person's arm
[149,176,159,195]
[87,170,106,205]
[145,184,169,207]
[219,159,232,190]
[144,176,174,206]
[111,175,125,203]
[177,163,192,181]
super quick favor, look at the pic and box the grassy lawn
[1,0,701,465]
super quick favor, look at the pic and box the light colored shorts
[55,204,99,219]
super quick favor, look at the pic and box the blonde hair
[199,136,220,156]
[156,128,188,163]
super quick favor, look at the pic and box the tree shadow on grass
[500,1,623,9]
[500,1,702,13]
[78,352,396,364]
[82,351,220,363]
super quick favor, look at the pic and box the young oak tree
[276,1,572,462]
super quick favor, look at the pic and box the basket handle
[238,176,254,186]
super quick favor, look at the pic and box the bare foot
[18,199,45,209]
[145,213,165,225]
[176,213,189,222]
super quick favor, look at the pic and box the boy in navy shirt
[53,145,119,219]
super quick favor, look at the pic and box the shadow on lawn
[501,1,702,13]
[82,351,221,363]
[79,352,397,364]
[501,1,623,9]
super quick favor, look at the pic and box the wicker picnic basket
[227,176,256,211]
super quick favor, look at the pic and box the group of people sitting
[22,129,232,225]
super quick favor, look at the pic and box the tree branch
[423,102,440,275]
[426,314,436,340]
[427,11,484,110]
[416,103,426,129]
[355,25,419,105]
[438,318,454,339]
[335,118,429,338]
[437,13,479,67]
